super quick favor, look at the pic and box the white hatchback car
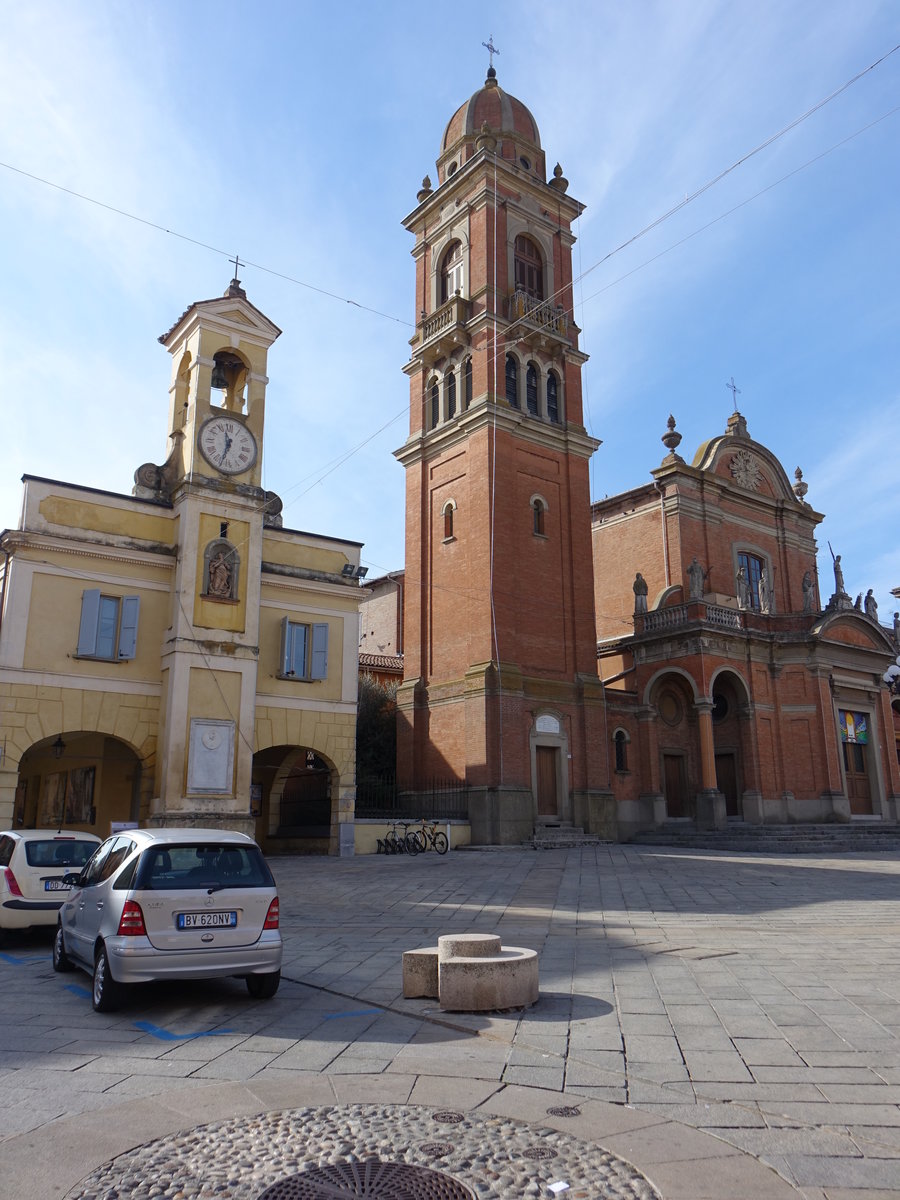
[53,827,282,1011]
[0,830,102,939]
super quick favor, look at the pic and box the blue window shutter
[279,617,291,676]
[76,590,101,656]
[118,596,140,660]
[311,623,329,680]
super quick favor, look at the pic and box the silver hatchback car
[53,828,282,1011]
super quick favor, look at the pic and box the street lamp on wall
[52,735,65,760]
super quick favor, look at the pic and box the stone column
[695,700,726,829]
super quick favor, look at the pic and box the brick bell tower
[395,62,614,844]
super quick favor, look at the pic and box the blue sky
[2,2,897,617]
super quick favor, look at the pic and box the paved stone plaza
[2,845,899,1198]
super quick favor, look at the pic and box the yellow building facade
[0,278,362,855]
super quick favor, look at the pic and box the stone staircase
[529,822,608,850]
[628,821,900,854]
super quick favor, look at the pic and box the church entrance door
[536,746,559,817]
[715,752,740,818]
[663,753,688,818]
[842,742,873,815]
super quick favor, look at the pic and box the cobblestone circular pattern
[65,1104,662,1200]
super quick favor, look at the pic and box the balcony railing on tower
[419,294,471,360]
[508,289,568,346]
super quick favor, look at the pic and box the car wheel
[92,944,123,1012]
[52,923,74,972]
[246,970,281,999]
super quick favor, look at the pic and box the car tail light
[263,898,279,930]
[117,900,146,936]
[2,867,23,897]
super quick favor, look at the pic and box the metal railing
[508,289,568,336]
[356,774,469,821]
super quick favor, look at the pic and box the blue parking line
[65,984,92,998]
[0,952,46,964]
[323,1008,381,1020]
[133,1020,235,1041]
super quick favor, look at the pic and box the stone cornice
[2,531,176,568]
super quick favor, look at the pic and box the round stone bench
[402,932,538,1012]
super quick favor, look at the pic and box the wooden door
[536,746,558,817]
[843,742,873,815]
[663,754,687,818]
[715,752,740,818]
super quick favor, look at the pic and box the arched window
[430,379,440,429]
[464,357,473,410]
[737,550,765,610]
[446,370,456,419]
[442,501,455,540]
[440,241,463,303]
[505,355,519,407]
[547,370,559,423]
[533,499,545,536]
[526,363,538,414]
[514,235,543,300]
[614,730,629,772]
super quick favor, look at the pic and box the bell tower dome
[395,68,612,844]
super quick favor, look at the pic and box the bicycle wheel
[404,831,421,855]
[409,830,427,854]
[432,830,449,854]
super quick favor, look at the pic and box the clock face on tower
[198,417,258,475]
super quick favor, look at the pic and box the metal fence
[355,775,470,821]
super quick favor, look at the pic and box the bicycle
[379,820,420,856]
[409,818,449,855]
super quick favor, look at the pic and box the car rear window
[24,840,99,868]
[136,843,274,890]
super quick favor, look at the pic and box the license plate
[177,911,238,929]
[44,879,70,892]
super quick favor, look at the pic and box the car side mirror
[62,871,82,887]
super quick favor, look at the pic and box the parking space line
[323,1008,382,1020]
[133,1020,235,1041]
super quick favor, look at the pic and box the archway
[252,745,339,855]
[709,670,750,819]
[649,673,698,819]
[15,732,145,836]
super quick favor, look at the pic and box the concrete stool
[402,931,539,1012]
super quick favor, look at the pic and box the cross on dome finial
[726,376,742,412]
[482,34,500,73]
[229,254,242,283]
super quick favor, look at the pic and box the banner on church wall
[840,711,868,744]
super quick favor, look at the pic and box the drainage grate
[418,1143,456,1158]
[432,1111,465,1124]
[522,1147,558,1160]
[257,1160,475,1199]
[546,1106,581,1118]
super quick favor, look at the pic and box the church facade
[0,279,362,855]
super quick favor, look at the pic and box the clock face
[198,417,257,475]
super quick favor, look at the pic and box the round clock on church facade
[198,416,258,475]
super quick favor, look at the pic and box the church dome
[442,67,542,152]
[437,68,545,184]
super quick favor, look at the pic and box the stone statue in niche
[687,557,707,600]
[759,567,773,614]
[735,566,751,610]
[802,569,814,613]
[864,589,878,620]
[632,572,648,614]
[207,551,233,599]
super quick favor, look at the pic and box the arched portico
[252,744,342,855]
[708,668,755,819]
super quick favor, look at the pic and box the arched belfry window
[202,539,240,601]
[505,355,519,407]
[547,370,560,423]
[430,378,440,429]
[614,729,630,772]
[440,241,464,303]
[526,363,539,415]
[533,498,546,536]
[514,235,543,300]
[446,370,457,419]
[442,499,456,541]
